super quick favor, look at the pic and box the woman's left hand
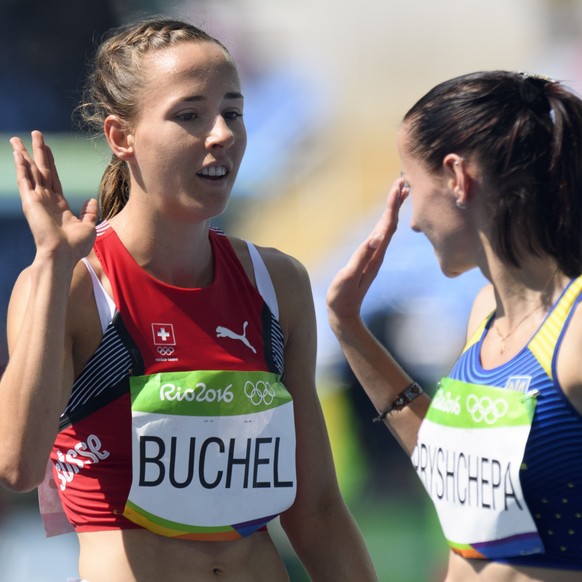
[327,177,408,331]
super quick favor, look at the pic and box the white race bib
[124,370,296,540]
[412,377,543,559]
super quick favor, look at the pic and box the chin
[437,258,465,279]
[440,263,474,279]
[435,248,476,279]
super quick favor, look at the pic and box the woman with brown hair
[3,17,376,582]
[328,70,582,581]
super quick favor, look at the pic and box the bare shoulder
[228,236,311,294]
[259,246,310,287]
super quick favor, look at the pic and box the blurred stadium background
[1,0,582,580]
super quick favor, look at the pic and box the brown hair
[403,71,582,277]
[77,17,229,220]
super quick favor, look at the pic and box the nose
[206,115,235,149]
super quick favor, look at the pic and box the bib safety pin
[521,389,540,401]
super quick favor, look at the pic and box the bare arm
[261,247,377,581]
[0,131,98,491]
[326,179,430,454]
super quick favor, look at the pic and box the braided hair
[77,17,230,219]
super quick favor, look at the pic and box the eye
[176,111,197,121]
[223,110,243,121]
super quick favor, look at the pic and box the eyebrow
[182,92,244,102]
[225,91,244,100]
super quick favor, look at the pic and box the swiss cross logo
[152,323,176,346]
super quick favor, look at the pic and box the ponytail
[99,156,130,220]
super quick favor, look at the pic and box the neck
[492,261,562,320]
[489,260,566,356]
[107,207,215,288]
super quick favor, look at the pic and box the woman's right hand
[326,178,408,332]
[0,132,99,490]
[10,131,98,263]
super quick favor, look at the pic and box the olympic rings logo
[465,395,508,425]
[244,380,276,406]
[157,346,175,356]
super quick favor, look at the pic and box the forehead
[397,123,437,181]
[397,124,415,167]
[397,123,412,151]
[141,41,241,94]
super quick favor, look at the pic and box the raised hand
[327,178,409,327]
[10,131,98,264]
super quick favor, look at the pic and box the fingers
[327,178,410,321]
[343,236,381,281]
[30,131,63,194]
[368,178,409,251]
[10,134,40,192]
[31,131,50,173]
[30,131,57,191]
[10,132,65,200]
[334,178,409,291]
[79,198,99,226]
[44,143,63,195]
[10,137,39,201]
[9,135,28,155]
[353,178,408,276]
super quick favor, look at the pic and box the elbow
[0,473,43,494]
[0,460,46,493]
[0,437,52,492]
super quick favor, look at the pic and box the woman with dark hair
[2,17,376,582]
[328,70,582,581]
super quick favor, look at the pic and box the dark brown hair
[403,71,582,277]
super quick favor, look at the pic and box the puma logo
[216,321,257,353]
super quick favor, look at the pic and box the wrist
[32,246,79,271]
[327,310,366,340]
[373,382,424,423]
[29,252,78,289]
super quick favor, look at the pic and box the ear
[443,154,469,208]
[104,115,135,161]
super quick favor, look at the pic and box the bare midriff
[77,529,291,582]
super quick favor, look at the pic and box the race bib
[123,370,296,540]
[412,377,543,559]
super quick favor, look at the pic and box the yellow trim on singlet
[529,275,582,381]
[460,275,582,380]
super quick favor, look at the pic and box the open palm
[327,178,408,323]
[10,131,99,263]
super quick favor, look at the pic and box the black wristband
[372,382,423,423]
